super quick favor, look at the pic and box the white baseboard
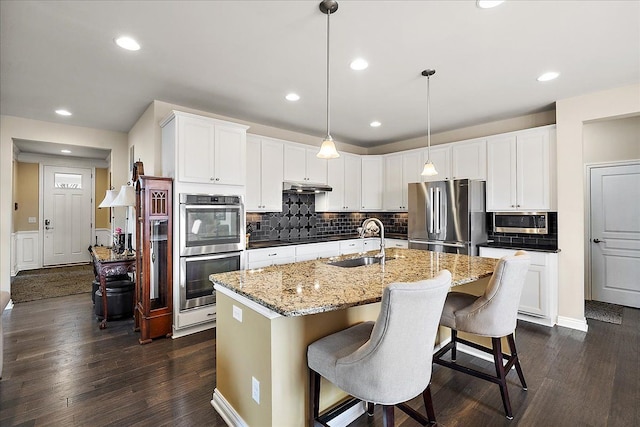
[557,315,589,332]
[326,401,366,427]
[171,320,216,339]
[211,388,248,427]
[518,312,555,327]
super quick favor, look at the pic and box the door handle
[593,238,605,243]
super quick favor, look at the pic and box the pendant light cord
[426,73,431,161]
[326,8,331,140]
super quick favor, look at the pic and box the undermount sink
[328,256,383,268]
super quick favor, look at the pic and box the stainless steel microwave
[493,212,548,234]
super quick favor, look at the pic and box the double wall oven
[179,194,244,311]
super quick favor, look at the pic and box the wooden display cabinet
[135,176,173,344]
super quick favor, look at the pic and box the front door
[43,165,93,266]
[590,162,640,308]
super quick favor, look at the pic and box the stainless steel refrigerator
[408,179,487,255]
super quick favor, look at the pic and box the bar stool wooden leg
[382,405,394,427]
[367,402,374,416]
[492,337,513,419]
[451,329,458,362]
[508,333,528,390]
[423,384,436,423]
[309,368,321,427]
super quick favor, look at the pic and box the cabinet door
[516,131,550,210]
[361,156,383,210]
[519,265,546,316]
[178,116,215,183]
[245,136,262,211]
[486,135,517,211]
[423,146,451,181]
[452,139,486,180]
[403,152,423,188]
[340,239,364,255]
[283,145,307,182]
[383,154,404,210]
[260,139,284,211]
[343,154,361,211]
[317,156,344,212]
[214,126,246,185]
[306,149,328,184]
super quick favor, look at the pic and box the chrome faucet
[360,217,385,265]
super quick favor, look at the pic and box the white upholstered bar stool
[433,251,530,419]
[307,270,452,427]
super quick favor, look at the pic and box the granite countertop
[247,233,407,250]
[478,241,561,253]
[210,248,497,317]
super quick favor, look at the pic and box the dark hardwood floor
[1,294,638,427]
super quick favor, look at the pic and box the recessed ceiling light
[285,93,300,101]
[537,71,560,82]
[61,149,72,154]
[55,109,72,116]
[115,36,141,51]
[370,121,381,128]
[477,0,505,9]
[350,58,369,71]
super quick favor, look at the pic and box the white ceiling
[1,0,639,149]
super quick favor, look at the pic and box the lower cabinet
[385,238,409,249]
[479,247,558,327]
[340,239,364,255]
[295,242,341,262]
[246,246,296,270]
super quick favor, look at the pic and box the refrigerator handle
[435,187,441,233]
[429,187,434,233]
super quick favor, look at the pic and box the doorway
[588,161,640,308]
[42,165,93,266]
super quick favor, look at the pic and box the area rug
[585,300,623,325]
[11,264,94,303]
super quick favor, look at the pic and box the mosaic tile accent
[246,194,408,242]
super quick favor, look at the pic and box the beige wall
[583,115,640,164]
[369,110,556,155]
[556,83,640,324]
[0,115,128,294]
[14,162,39,232]
[128,102,160,176]
[95,167,110,229]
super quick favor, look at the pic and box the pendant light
[421,69,438,176]
[317,0,340,159]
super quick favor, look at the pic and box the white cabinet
[422,146,451,182]
[383,150,422,211]
[361,156,383,210]
[317,154,361,212]
[246,246,296,270]
[451,138,486,180]
[283,144,327,184]
[246,136,284,212]
[363,238,381,252]
[339,239,364,255]
[486,126,556,211]
[295,241,341,262]
[479,247,558,327]
[161,111,248,186]
[385,238,408,249]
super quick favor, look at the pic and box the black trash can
[94,280,135,320]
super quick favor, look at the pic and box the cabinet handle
[516,204,521,207]
[207,312,215,317]
[268,253,277,256]
[210,177,215,181]
[215,178,220,181]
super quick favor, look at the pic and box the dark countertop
[478,241,561,253]
[247,233,407,250]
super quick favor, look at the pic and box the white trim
[214,284,282,320]
[557,315,589,332]
[326,401,366,427]
[211,388,249,427]
[171,320,216,339]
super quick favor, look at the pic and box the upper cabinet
[246,135,284,212]
[451,138,486,181]
[283,144,328,184]
[361,156,383,211]
[317,153,361,212]
[383,150,422,211]
[486,126,556,211]
[161,111,248,186]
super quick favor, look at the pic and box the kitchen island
[210,248,497,426]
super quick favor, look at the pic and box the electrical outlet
[28,217,36,224]
[232,305,242,322]
[252,376,260,404]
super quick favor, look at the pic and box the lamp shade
[421,161,439,176]
[317,137,340,159]
[111,185,136,207]
[98,189,119,208]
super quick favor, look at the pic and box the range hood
[283,181,332,194]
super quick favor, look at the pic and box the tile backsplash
[487,212,558,248]
[246,194,407,241]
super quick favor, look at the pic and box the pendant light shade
[421,69,438,177]
[317,0,340,159]
[98,189,119,208]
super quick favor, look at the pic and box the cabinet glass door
[150,219,169,310]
